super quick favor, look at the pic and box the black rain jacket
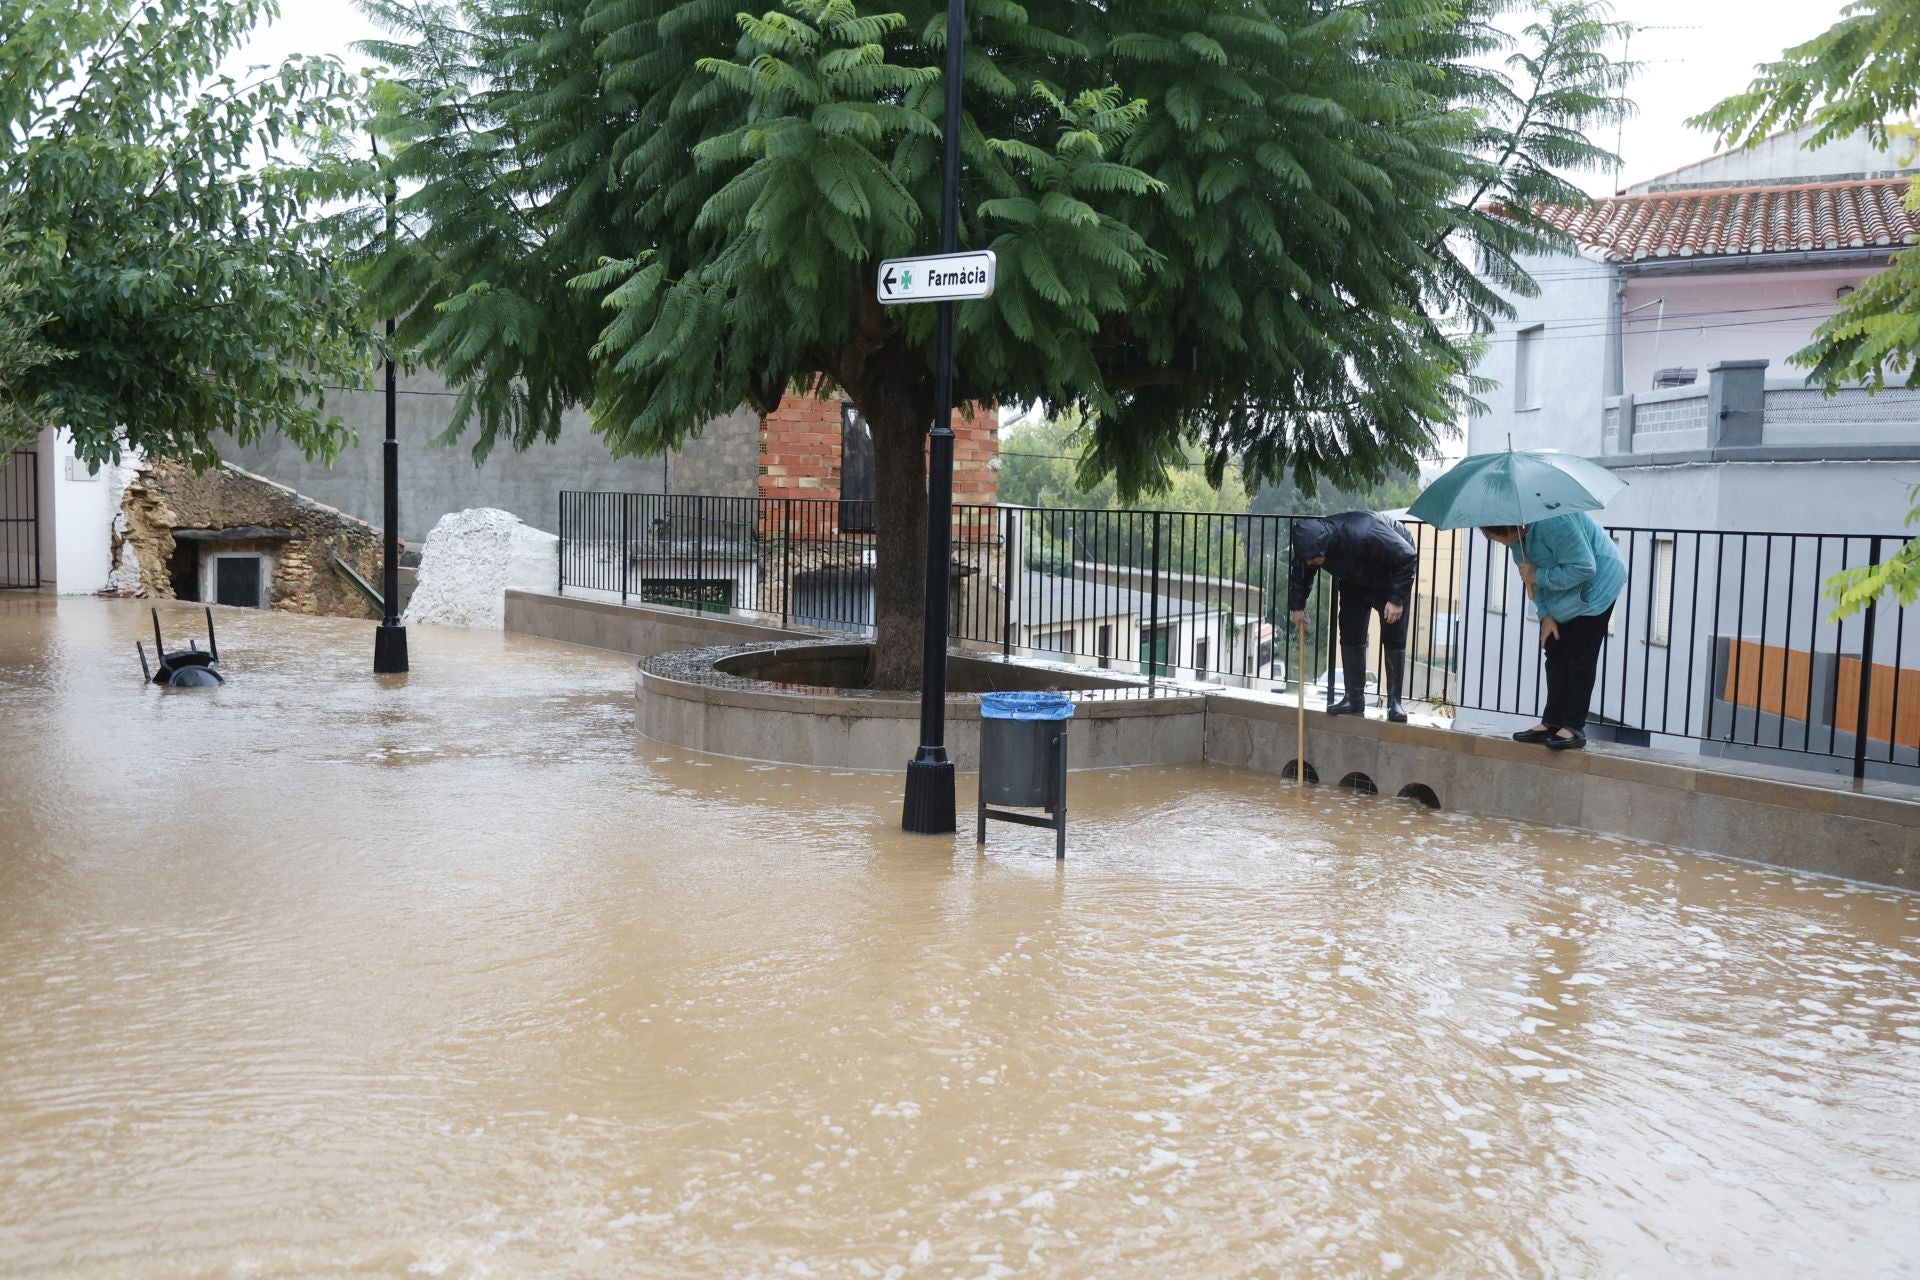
[1287,511,1419,611]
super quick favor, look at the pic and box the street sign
[876,250,996,304]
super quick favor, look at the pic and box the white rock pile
[403,507,558,630]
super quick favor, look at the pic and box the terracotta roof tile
[1528,177,1920,261]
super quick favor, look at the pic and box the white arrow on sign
[876,250,997,305]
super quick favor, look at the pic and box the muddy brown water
[1,598,1916,1278]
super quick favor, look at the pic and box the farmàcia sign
[876,250,997,304]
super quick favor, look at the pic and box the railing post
[1148,511,1162,692]
[1002,505,1015,658]
[781,497,792,630]
[1853,535,1884,783]
[557,492,566,594]
[619,493,630,604]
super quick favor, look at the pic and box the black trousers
[1335,585,1408,652]
[1541,606,1613,732]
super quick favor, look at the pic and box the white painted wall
[40,428,115,595]
[1465,249,1618,458]
[1619,267,1870,394]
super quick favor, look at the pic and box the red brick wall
[757,393,843,502]
[949,405,999,508]
[756,389,1000,521]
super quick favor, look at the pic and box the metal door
[0,450,40,589]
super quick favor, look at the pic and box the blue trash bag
[978,691,1075,721]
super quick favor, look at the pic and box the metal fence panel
[557,491,1915,775]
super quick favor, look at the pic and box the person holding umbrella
[1478,514,1626,750]
[1288,512,1420,722]
[1409,450,1629,751]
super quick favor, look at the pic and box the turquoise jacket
[1518,513,1626,622]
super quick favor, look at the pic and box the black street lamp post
[372,152,409,675]
[900,0,968,835]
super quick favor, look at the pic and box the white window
[1514,325,1543,411]
[1650,537,1674,646]
[1037,627,1075,653]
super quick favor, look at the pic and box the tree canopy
[358,0,1629,683]
[0,0,376,468]
[1696,0,1920,619]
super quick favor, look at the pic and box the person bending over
[1481,512,1627,751]
[1288,512,1420,722]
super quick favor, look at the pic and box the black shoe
[1512,726,1555,744]
[1325,695,1365,716]
[1545,730,1587,751]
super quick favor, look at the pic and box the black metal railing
[0,449,40,590]
[557,493,1459,698]
[1455,525,1917,781]
[557,492,1917,779]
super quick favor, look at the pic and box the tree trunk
[863,387,929,691]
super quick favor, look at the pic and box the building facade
[1456,127,1920,778]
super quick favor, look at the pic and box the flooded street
[1,597,1916,1278]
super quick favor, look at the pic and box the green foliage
[0,0,378,469]
[1697,1,1920,616]
[359,0,1629,488]
[357,0,1628,679]
[1694,1,1920,395]
[1824,484,1920,620]
[0,216,61,454]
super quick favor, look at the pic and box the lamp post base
[901,753,956,834]
[373,623,410,675]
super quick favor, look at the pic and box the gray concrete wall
[223,372,758,542]
[1204,695,1917,890]
[637,667,1206,772]
[1631,125,1916,192]
[504,588,816,656]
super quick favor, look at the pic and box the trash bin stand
[976,723,1069,859]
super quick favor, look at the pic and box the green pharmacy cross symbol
[900,269,914,291]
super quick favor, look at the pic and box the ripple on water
[0,599,1916,1278]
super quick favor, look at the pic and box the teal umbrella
[1407,449,1626,530]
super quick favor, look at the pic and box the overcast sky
[230,0,1856,193]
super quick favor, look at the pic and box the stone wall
[117,460,387,619]
[667,406,760,500]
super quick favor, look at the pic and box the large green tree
[0,217,60,454]
[1696,0,1920,618]
[359,0,1628,687]
[0,0,377,469]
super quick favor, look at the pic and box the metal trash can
[976,692,1073,857]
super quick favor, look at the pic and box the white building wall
[1619,267,1873,395]
[1465,249,1618,458]
[37,427,116,595]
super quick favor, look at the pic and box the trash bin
[978,692,1074,807]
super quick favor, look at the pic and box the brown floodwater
[1,597,1916,1278]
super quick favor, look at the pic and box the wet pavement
[1,597,1916,1278]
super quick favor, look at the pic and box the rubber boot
[1384,649,1408,723]
[1326,645,1368,716]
